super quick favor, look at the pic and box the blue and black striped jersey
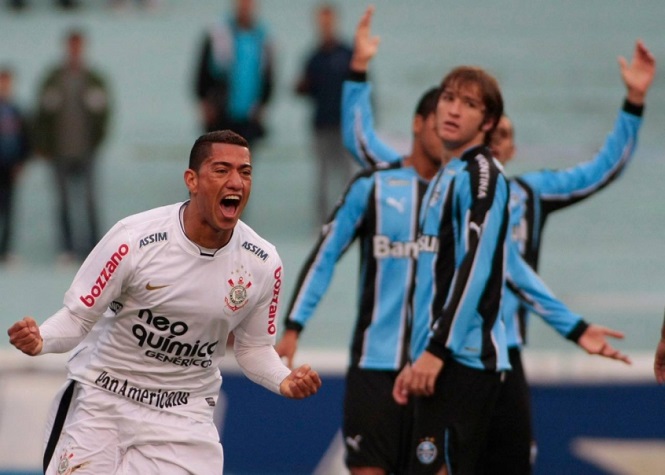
[343,78,641,350]
[503,100,642,347]
[284,165,428,370]
[342,75,401,169]
[413,146,511,371]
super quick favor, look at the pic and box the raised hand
[619,39,656,105]
[350,5,381,72]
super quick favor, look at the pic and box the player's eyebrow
[210,160,253,171]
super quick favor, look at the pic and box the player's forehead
[205,143,252,167]
[442,80,483,102]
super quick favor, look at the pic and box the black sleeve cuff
[425,339,449,361]
[566,320,589,343]
[623,99,644,117]
[284,320,304,333]
[348,70,368,82]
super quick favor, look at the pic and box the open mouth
[220,194,241,218]
[441,120,459,131]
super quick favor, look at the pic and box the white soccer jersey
[43,202,286,421]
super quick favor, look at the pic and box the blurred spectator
[0,67,30,265]
[294,3,353,225]
[193,0,274,146]
[108,0,160,11]
[6,0,79,11]
[34,29,111,263]
[6,0,26,9]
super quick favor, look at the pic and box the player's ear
[480,117,496,133]
[184,168,198,193]
[413,115,424,135]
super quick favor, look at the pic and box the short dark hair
[440,66,504,144]
[188,129,249,170]
[414,87,440,118]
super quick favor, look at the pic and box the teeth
[223,195,241,202]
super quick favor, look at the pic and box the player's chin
[214,215,240,231]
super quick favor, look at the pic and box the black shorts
[409,358,504,474]
[479,347,534,474]
[343,366,413,473]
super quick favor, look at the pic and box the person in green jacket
[34,29,111,262]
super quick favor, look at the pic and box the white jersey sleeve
[234,340,291,395]
[231,256,291,394]
[39,306,98,354]
[40,220,135,353]
[63,219,135,318]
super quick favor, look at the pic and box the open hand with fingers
[577,324,631,364]
[619,39,656,105]
[350,5,381,72]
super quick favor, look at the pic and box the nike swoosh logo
[145,282,170,291]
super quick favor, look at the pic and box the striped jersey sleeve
[284,172,374,331]
[502,100,643,348]
[505,241,587,340]
[341,75,403,170]
[285,166,427,370]
[517,101,643,213]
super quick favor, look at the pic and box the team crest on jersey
[225,267,252,311]
[56,443,88,474]
[416,438,437,465]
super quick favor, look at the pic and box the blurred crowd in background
[1,0,359,265]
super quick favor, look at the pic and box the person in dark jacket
[0,66,30,264]
[193,0,274,146]
[294,3,354,224]
[34,29,111,262]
